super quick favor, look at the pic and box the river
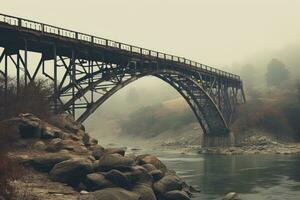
[154,151,300,200]
[100,137,300,200]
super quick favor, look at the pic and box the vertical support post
[53,44,58,113]
[91,60,94,103]
[71,50,75,118]
[4,53,8,115]
[16,51,20,97]
[24,39,28,86]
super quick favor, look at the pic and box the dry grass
[0,78,53,121]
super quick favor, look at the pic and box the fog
[1,0,300,140]
[1,0,300,67]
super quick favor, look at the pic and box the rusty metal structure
[0,13,245,135]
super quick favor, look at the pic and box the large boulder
[40,125,65,139]
[150,170,164,181]
[104,166,153,188]
[164,190,190,200]
[131,184,157,200]
[105,148,126,156]
[142,164,157,172]
[136,154,167,173]
[125,166,153,186]
[18,114,42,138]
[26,153,72,172]
[50,113,85,133]
[105,169,131,188]
[80,187,141,200]
[153,175,183,196]
[85,173,115,191]
[94,154,134,171]
[91,145,105,160]
[50,158,93,187]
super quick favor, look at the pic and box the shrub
[0,78,52,121]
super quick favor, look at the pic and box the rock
[41,125,65,139]
[136,154,167,173]
[223,192,241,200]
[51,113,85,133]
[91,145,105,160]
[80,190,89,195]
[83,133,91,147]
[131,184,157,200]
[59,149,69,154]
[79,188,141,200]
[125,166,153,186]
[150,170,164,181]
[50,158,93,187]
[105,169,131,187]
[60,139,87,153]
[105,148,126,156]
[95,154,134,171]
[53,130,69,140]
[68,134,81,141]
[26,153,72,172]
[19,121,41,138]
[127,153,137,161]
[153,175,183,196]
[88,156,96,162]
[142,164,157,172]
[33,141,46,150]
[85,173,115,191]
[90,138,98,146]
[164,190,190,200]
[46,138,63,152]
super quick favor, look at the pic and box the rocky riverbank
[2,113,201,200]
[161,133,300,155]
[199,135,300,155]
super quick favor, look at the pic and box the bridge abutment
[202,132,235,147]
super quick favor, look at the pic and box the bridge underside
[0,21,245,136]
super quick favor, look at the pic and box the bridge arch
[0,13,245,136]
[60,68,229,135]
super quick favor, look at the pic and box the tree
[265,58,289,87]
[240,64,256,87]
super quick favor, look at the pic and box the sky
[1,0,300,73]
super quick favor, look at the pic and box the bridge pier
[202,132,235,147]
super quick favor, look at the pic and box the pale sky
[1,0,300,72]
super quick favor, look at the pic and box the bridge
[0,13,245,136]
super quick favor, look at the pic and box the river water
[100,137,300,200]
[154,151,300,200]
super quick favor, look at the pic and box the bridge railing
[0,13,241,81]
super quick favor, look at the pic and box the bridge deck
[0,13,241,84]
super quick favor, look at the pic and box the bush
[0,78,52,121]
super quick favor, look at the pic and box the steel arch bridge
[0,13,245,136]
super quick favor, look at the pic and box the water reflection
[158,152,300,200]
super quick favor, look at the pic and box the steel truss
[0,43,244,135]
[0,12,245,136]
